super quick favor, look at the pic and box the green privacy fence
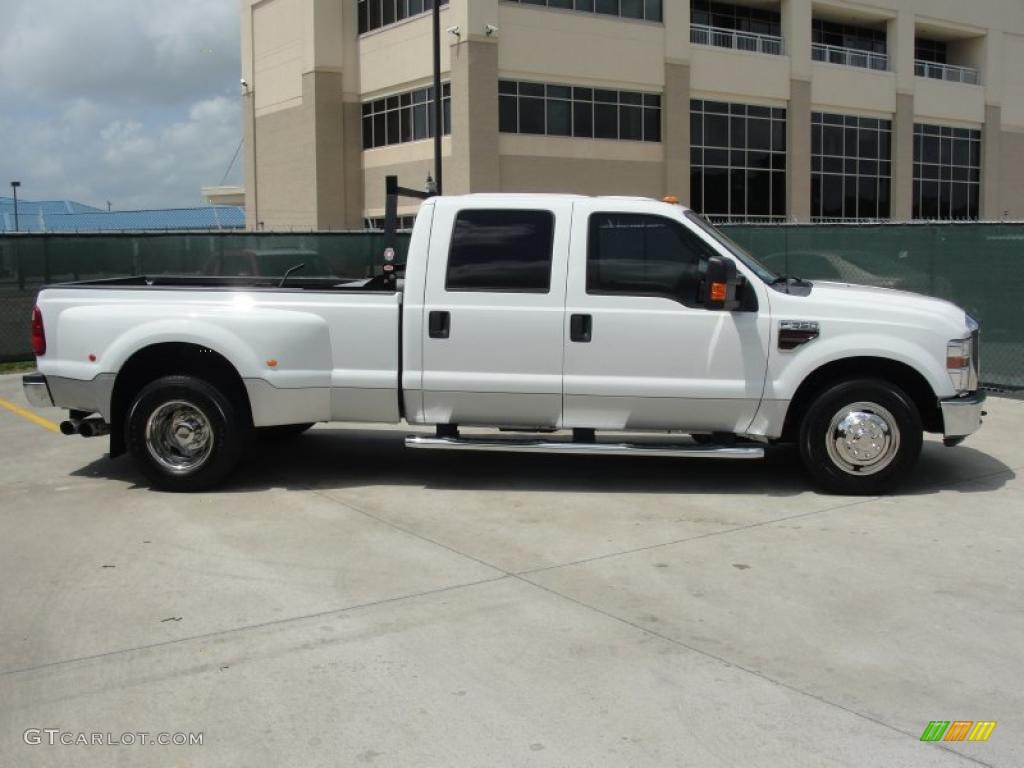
[0,225,1020,390]
[723,223,1022,390]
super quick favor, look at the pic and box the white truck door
[420,199,571,428]
[562,201,770,432]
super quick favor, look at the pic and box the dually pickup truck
[23,194,984,494]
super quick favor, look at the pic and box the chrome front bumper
[22,373,54,408]
[940,391,986,439]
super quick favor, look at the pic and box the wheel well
[108,343,251,456]
[781,357,942,442]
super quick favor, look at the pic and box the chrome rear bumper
[940,391,986,439]
[22,373,54,408]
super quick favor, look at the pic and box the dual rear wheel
[126,375,312,492]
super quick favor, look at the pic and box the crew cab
[22,194,984,494]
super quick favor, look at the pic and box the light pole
[10,181,21,232]
[432,0,442,195]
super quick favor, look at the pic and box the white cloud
[0,0,242,209]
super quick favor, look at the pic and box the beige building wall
[242,0,1024,228]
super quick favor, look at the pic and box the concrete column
[892,93,914,221]
[783,0,812,221]
[240,2,258,229]
[307,71,347,229]
[787,79,811,221]
[662,0,691,203]
[664,62,691,202]
[982,104,1003,219]
[449,37,500,194]
[341,99,365,228]
[340,0,364,228]
[782,0,812,81]
[981,33,1004,220]
[242,92,259,230]
[663,0,691,63]
[889,9,915,94]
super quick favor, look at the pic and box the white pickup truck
[23,194,984,494]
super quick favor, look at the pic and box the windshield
[684,211,778,284]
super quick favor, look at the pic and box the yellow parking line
[0,397,61,433]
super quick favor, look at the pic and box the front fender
[766,332,952,402]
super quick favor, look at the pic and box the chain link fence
[1,224,1020,389]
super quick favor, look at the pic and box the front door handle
[570,313,592,343]
[428,310,450,339]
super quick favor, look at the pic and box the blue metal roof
[0,197,245,232]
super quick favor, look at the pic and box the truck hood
[777,280,971,337]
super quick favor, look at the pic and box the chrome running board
[405,435,764,459]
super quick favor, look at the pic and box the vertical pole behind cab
[432,0,443,196]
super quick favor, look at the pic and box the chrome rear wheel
[145,400,214,474]
[127,375,249,492]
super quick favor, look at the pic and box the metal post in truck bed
[383,174,434,285]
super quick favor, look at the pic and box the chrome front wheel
[825,401,901,476]
[799,379,922,495]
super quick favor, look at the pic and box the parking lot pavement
[0,371,1021,767]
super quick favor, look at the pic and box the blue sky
[0,0,243,210]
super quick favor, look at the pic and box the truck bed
[47,274,398,292]
[33,279,404,428]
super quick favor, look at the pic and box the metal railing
[691,24,784,56]
[812,42,888,71]
[914,59,980,85]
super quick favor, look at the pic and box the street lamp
[10,181,21,232]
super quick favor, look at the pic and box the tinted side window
[446,209,555,292]
[587,213,715,305]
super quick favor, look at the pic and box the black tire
[257,423,315,441]
[798,378,922,495]
[126,375,250,492]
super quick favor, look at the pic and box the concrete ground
[0,371,1021,768]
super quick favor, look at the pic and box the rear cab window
[445,209,555,293]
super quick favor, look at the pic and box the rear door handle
[570,313,592,343]
[428,310,450,339]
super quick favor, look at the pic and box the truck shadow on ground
[72,427,1014,497]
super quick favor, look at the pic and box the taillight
[31,305,46,356]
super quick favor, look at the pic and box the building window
[445,209,555,293]
[362,84,451,150]
[690,0,780,37]
[915,38,947,64]
[365,215,417,230]
[503,0,662,23]
[913,124,981,220]
[812,19,886,54]
[587,213,719,307]
[499,80,661,142]
[811,112,892,221]
[690,100,787,223]
[358,0,449,35]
